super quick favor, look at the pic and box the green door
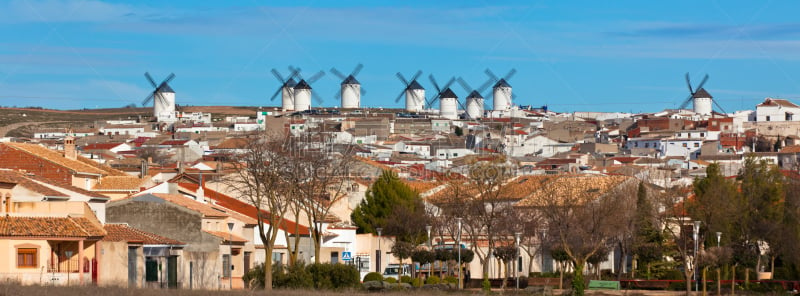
[167,256,178,288]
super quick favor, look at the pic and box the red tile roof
[0,170,68,197]
[0,216,106,238]
[103,224,184,245]
[161,140,190,146]
[179,183,310,235]
[204,230,248,244]
[83,143,125,150]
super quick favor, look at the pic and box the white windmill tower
[269,68,300,111]
[330,64,366,109]
[485,69,517,111]
[143,72,177,122]
[290,67,326,112]
[457,76,495,120]
[427,75,458,120]
[679,73,726,116]
[394,70,426,113]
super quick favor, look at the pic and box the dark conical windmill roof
[407,80,424,90]
[494,78,511,88]
[157,83,175,93]
[440,88,457,99]
[284,78,297,88]
[294,79,312,90]
[693,88,712,98]
[467,90,483,99]
[342,75,360,85]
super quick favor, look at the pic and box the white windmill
[485,69,517,111]
[395,71,425,113]
[679,73,725,116]
[330,64,366,109]
[269,67,300,111]
[427,75,458,120]
[289,67,326,112]
[456,76,495,120]
[142,72,177,122]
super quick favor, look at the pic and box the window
[272,252,282,265]
[682,143,688,147]
[645,143,649,148]
[766,116,771,121]
[17,248,37,268]
[331,252,339,264]
[694,143,700,148]
[787,113,793,121]
[222,254,231,277]
[700,133,705,137]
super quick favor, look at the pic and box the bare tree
[531,175,636,296]
[223,134,293,291]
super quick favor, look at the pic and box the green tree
[737,155,784,274]
[351,170,423,241]
[632,182,663,279]
[454,126,464,137]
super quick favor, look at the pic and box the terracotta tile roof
[161,140,190,146]
[515,174,632,207]
[82,143,125,150]
[186,184,310,235]
[103,224,183,245]
[204,230,248,244]
[176,183,259,225]
[22,173,110,199]
[122,193,229,218]
[0,170,68,197]
[93,176,143,191]
[403,181,442,194]
[3,142,107,175]
[0,216,105,238]
[757,98,800,108]
[780,145,800,153]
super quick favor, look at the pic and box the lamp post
[65,250,74,286]
[515,232,522,290]
[693,221,701,293]
[540,229,547,273]
[716,232,722,248]
[227,222,234,290]
[456,218,462,290]
[376,227,383,274]
[426,225,433,277]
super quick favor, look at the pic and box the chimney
[197,173,205,201]
[64,135,77,160]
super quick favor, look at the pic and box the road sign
[342,251,352,261]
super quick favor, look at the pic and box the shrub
[363,272,383,282]
[426,275,441,285]
[482,277,491,291]
[385,277,397,283]
[659,269,684,280]
[400,275,412,284]
[444,275,458,284]
[243,263,266,289]
[307,263,359,290]
[411,278,422,287]
[275,262,313,288]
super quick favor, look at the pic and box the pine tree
[631,182,663,279]
[351,170,425,242]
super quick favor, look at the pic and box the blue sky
[2,0,800,113]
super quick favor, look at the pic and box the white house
[100,124,146,136]
[755,98,800,122]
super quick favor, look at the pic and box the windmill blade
[360,88,367,96]
[696,74,709,90]
[307,71,326,84]
[142,92,155,106]
[503,69,517,81]
[685,72,694,94]
[330,68,347,80]
[410,70,423,83]
[457,77,472,93]
[334,90,342,100]
[144,72,157,88]
[396,72,410,86]
[313,92,324,104]
[429,74,442,94]
[394,90,405,103]
[477,77,495,93]
[154,92,167,104]
[351,63,363,76]
[270,87,282,101]
[162,73,176,85]
[347,84,366,96]
[679,97,693,110]
[484,69,499,81]
[442,77,456,91]
[713,100,727,114]
[289,66,302,79]
[271,69,285,82]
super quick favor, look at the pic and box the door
[167,256,178,288]
[128,247,137,288]
[243,252,251,274]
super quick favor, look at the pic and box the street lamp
[376,227,383,274]
[716,232,722,248]
[693,221,701,293]
[426,225,433,277]
[515,232,522,290]
[228,222,234,290]
[65,250,74,286]
[456,218,462,290]
[540,229,547,273]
